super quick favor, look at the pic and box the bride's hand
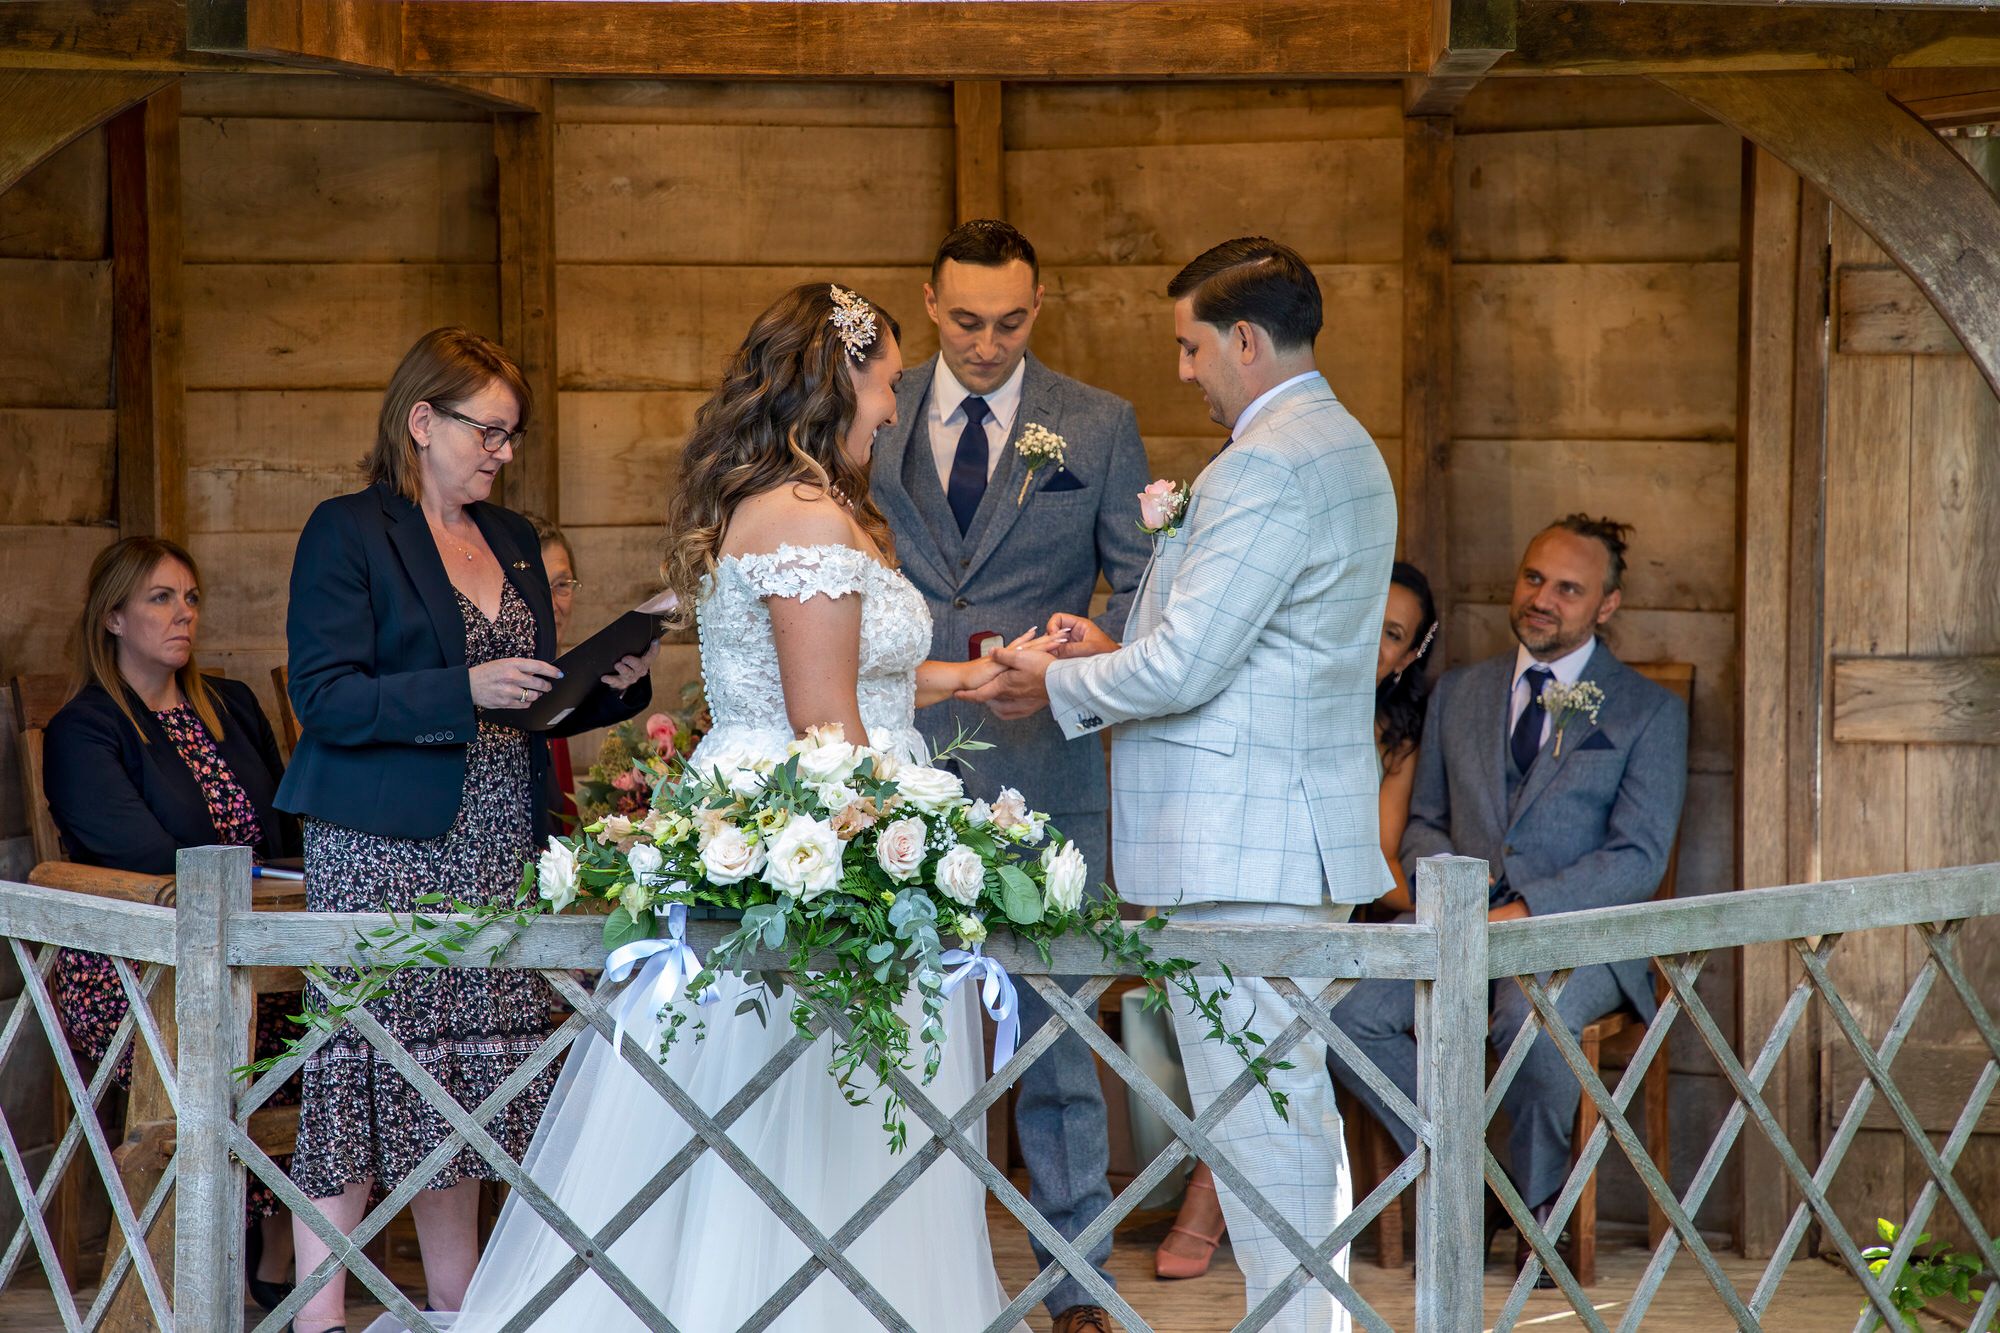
[957,629,1059,694]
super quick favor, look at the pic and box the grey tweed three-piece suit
[871,349,1153,1317]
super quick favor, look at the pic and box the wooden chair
[271,663,298,758]
[12,672,305,1311]
[1353,661,1693,1282]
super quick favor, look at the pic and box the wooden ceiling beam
[188,0,399,74]
[1504,2,2000,75]
[1658,70,2000,403]
[394,1,1424,78]
[1407,0,1515,115]
[0,69,172,197]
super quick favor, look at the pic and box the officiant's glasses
[428,401,525,453]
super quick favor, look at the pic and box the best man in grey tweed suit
[1327,516,1687,1279]
[967,238,1398,1333]
[870,220,1152,1331]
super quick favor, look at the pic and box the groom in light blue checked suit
[967,238,1398,1333]
[872,220,1153,1332]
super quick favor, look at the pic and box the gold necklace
[434,518,481,564]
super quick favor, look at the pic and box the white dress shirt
[1509,637,1597,747]
[1230,370,1323,441]
[928,357,1027,490]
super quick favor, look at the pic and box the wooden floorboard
[0,1197,1926,1331]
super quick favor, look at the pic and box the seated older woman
[43,534,303,1311]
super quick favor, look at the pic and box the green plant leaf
[1877,1218,1899,1244]
[996,864,1043,925]
[602,904,650,954]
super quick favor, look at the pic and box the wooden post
[108,82,186,543]
[173,844,252,1333]
[1412,854,1487,1333]
[952,80,1004,224]
[494,79,559,521]
[1401,115,1452,615]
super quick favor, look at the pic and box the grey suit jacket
[1401,641,1689,1018]
[1044,374,1399,907]
[871,351,1152,815]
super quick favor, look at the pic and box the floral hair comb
[828,285,879,363]
[1413,619,1438,661]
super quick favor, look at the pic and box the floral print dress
[288,582,557,1199]
[53,702,303,1220]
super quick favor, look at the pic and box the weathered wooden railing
[2,848,1998,1332]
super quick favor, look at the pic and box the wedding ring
[520,688,531,703]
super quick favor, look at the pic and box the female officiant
[275,327,655,1333]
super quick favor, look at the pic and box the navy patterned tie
[1511,667,1553,773]
[946,396,990,534]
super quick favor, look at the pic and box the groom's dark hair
[933,219,1039,281]
[1168,237,1322,351]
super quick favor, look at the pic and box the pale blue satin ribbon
[603,902,716,1055]
[940,946,1019,1074]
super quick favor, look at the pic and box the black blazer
[44,677,300,876]
[274,482,650,841]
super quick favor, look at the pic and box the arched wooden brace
[0,70,173,198]
[1656,70,2000,403]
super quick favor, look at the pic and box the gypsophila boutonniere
[1015,423,1068,504]
[1136,478,1191,538]
[1541,680,1605,757]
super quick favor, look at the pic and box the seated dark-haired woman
[43,534,305,1310]
[1154,560,1440,1280]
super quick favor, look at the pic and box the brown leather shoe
[1052,1307,1114,1333]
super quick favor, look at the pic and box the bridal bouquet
[534,726,1110,1147]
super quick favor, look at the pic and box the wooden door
[1818,153,2000,1248]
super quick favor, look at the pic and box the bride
[373,284,1044,1332]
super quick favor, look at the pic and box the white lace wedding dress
[379,544,1020,1332]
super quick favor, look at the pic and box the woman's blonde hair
[368,327,532,505]
[73,537,227,744]
[660,283,899,620]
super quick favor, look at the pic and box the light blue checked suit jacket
[1045,374,1399,907]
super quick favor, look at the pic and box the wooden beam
[953,81,1005,225]
[1406,0,1513,115]
[108,85,186,544]
[0,1,193,72]
[188,0,400,73]
[494,79,558,522]
[1832,656,2000,744]
[1400,116,1452,616]
[1506,3,2000,75]
[1835,266,1962,356]
[0,70,171,197]
[1658,71,2000,405]
[395,2,1425,78]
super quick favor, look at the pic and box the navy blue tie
[946,397,990,534]
[1511,667,1552,773]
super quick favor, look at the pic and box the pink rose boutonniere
[1137,479,1190,538]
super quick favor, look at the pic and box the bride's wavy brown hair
[662,282,901,620]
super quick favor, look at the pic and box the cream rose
[1042,841,1087,913]
[700,824,765,884]
[696,744,767,799]
[765,813,845,901]
[625,842,664,883]
[597,814,639,848]
[896,765,964,812]
[966,798,993,828]
[988,788,1030,832]
[537,837,579,913]
[874,816,929,882]
[934,844,986,907]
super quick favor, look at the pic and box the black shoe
[248,1276,294,1312]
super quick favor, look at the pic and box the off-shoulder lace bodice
[692,543,932,762]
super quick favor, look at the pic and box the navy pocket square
[1039,468,1087,493]
[1575,730,1617,752]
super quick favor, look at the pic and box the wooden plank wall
[1004,82,1405,505]
[176,75,500,723]
[548,80,953,763]
[1449,76,1744,1236]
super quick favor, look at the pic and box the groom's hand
[955,646,1055,720]
[1045,613,1118,659]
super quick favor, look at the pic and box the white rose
[934,844,986,907]
[1014,813,1049,847]
[868,750,904,783]
[795,739,860,785]
[619,876,654,918]
[896,765,964,812]
[536,837,578,912]
[700,823,765,884]
[764,813,845,901]
[954,912,988,947]
[1042,841,1087,913]
[966,799,992,828]
[989,788,1030,832]
[695,744,767,799]
[874,816,929,882]
[625,842,664,883]
[814,782,860,814]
